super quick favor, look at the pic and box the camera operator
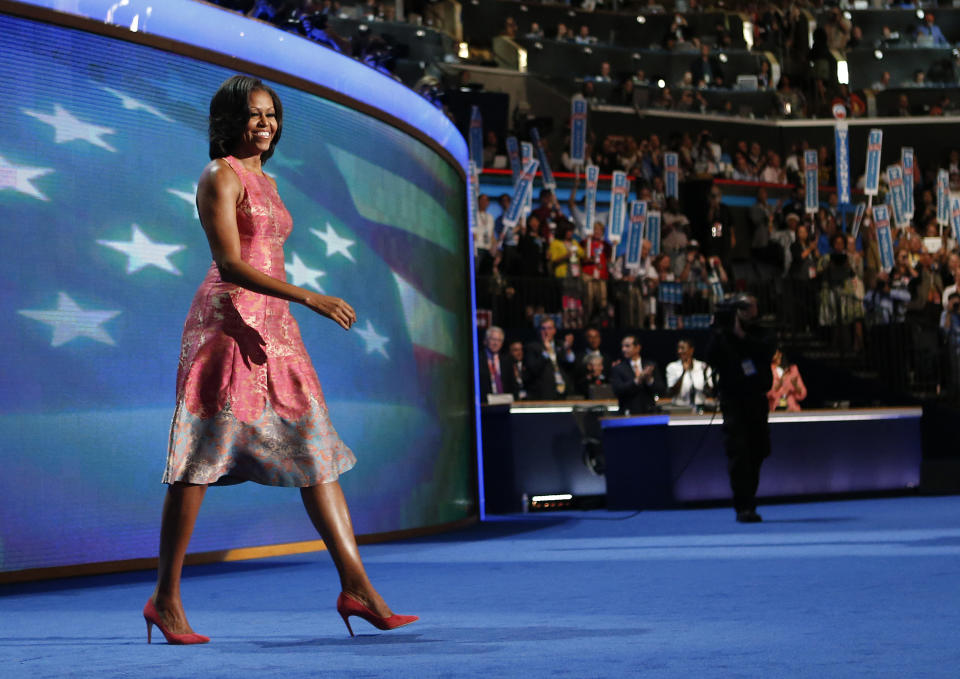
[707,294,775,523]
[940,292,960,395]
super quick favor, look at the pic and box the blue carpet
[2,496,959,678]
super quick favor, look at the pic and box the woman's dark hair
[208,75,283,163]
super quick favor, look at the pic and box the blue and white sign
[864,128,883,197]
[804,149,819,214]
[506,136,521,185]
[938,169,950,226]
[951,197,960,244]
[834,120,851,204]
[625,201,647,269]
[646,210,661,256]
[502,159,539,229]
[469,105,483,169]
[901,147,915,219]
[530,127,556,191]
[608,171,630,244]
[664,152,679,199]
[873,204,894,272]
[886,165,907,229]
[851,202,867,240]
[570,96,588,167]
[521,142,534,214]
[585,164,599,238]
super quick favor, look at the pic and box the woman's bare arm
[197,159,356,330]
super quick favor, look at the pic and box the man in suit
[524,317,575,400]
[504,340,528,400]
[478,326,513,401]
[610,334,663,415]
[690,43,725,87]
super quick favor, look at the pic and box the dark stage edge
[3,496,959,678]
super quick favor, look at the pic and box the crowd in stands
[499,3,960,119]
[474,118,960,399]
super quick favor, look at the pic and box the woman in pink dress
[143,75,416,644]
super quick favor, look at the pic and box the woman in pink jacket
[768,348,807,411]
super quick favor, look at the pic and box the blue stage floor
[3,496,959,678]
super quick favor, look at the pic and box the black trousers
[720,394,771,513]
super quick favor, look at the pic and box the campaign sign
[608,171,630,243]
[834,120,851,204]
[886,164,907,228]
[530,127,556,191]
[570,96,588,166]
[521,142,534,214]
[506,136,521,185]
[873,204,894,271]
[585,164,599,236]
[664,152,679,198]
[901,147,915,219]
[851,201,867,240]
[938,169,950,225]
[864,128,883,196]
[951,197,960,244]
[804,149,819,214]
[502,159,539,229]
[469,105,483,169]
[467,160,479,234]
[625,201,647,269]
[647,210,662,256]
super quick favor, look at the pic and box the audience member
[665,337,713,408]
[917,12,949,47]
[478,326,511,400]
[581,222,612,325]
[524,317,574,399]
[577,355,610,398]
[473,193,494,275]
[767,348,806,411]
[690,44,724,88]
[575,25,597,45]
[505,340,529,400]
[610,335,663,415]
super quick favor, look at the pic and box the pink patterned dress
[162,156,356,487]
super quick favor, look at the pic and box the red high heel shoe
[336,592,418,637]
[143,599,210,645]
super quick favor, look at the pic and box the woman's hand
[304,293,357,330]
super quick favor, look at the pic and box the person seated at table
[575,326,611,382]
[577,355,610,399]
[479,326,513,401]
[610,335,663,415]
[665,337,713,408]
[505,340,529,401]
[767,347,807,411]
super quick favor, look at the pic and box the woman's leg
[300,481,392,617]
[151,482,207,633]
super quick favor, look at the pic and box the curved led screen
[0,10,474,574]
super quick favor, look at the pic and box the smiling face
[236,89,278,158]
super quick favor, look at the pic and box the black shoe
[736,509,763,523]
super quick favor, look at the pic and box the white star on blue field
[354,319,390,358]
[311,222,356,262]
[22,103,117,152]
[0,154,54,201]
[18,292,121,347]
[98,224,186,275]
